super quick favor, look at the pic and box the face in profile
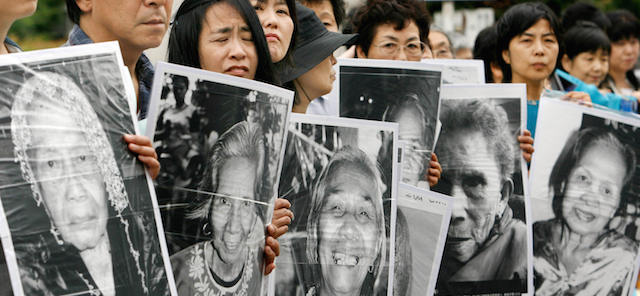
[436,130,506,263]
[30,103,109,252]
[210,157,258,265]
[317,165,380,295]
[250,0,294,63]
[562,141,626,236]
[198,2,258,79]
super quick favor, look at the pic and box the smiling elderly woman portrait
[533,127,638,296]
[170,120,268,295]
[305,146,387,296]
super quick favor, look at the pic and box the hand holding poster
[530,98,640,296]
[0,42,176,295]
[274,114,398,296]
[146,62,293,296]
[432,84,532,295]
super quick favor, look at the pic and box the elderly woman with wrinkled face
[534,127,638,296]
[170,121,267,295]
[305,146,387,296]
[10,71,168,295]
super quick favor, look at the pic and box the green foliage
[9,0,68,40]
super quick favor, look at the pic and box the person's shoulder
[600,230,638,253]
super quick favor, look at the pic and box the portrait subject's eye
[358,207,374,222]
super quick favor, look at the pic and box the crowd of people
[1,0,640,295]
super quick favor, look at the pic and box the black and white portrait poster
[338,58,442,190]
[421,59,485,84]
[0,42,176,295]
[530,98,640,296]
[395,183,452,296]
[432,84,532,295]
[146,62,293,296]
[273,114,398,296]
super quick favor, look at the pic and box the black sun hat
[280,3,358,83]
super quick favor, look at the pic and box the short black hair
[298,0,346,28]
[563,21,610,61]
[473,26,499,83]
[353,0,430,56]
[168,0,277,85]
[66,0,82,24]
[606,9,640,42]
[561,2,610,31]
[496,2,562,83]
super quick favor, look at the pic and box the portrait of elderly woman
[170,121,269,295]
[433,98,528,295]
[305,146,387,296]
[534,127,639,296]
[0,70,170,295]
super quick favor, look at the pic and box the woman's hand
[264,224,281,275]
[271,198,294,239]
[124,134,160,179]
[563,91,592,107]
[427,153,442,187]
[518,130,534,163]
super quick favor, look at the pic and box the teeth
[575,208,595,221]
[332,252,359,266]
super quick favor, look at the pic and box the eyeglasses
[373,41,427,58]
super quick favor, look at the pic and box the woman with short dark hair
[560,22,611,87]
[496,2,589,145]
[601,10,640,101]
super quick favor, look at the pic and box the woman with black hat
[280,3,357,114]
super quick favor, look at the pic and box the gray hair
[436,99,515,181]
[188,120,265,221]
[306,146,387,284]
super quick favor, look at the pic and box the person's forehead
[429,31,449,46]
[373,21,420,41]
[576,142,627,182]
[326,164,377,198]
[440,129,497,167]
[204,2,246,28]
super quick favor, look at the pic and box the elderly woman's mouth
[332,251,360,266]
[574,208,596,222]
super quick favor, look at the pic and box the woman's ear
[75,0,93,13]
[502,50,511,65]
[356,45,367,59]
[561,54,572,72]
